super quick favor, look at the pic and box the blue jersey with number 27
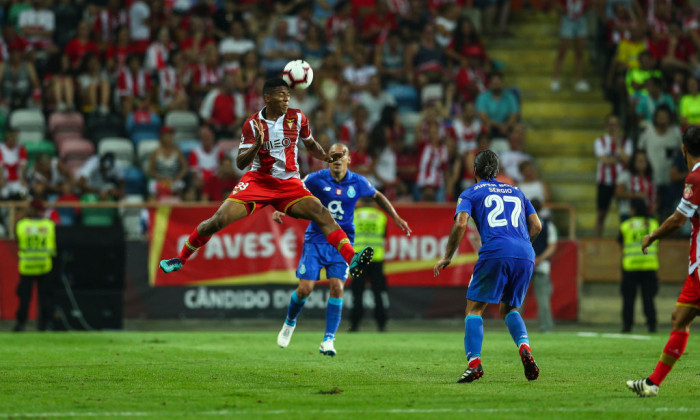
[455,179,536,262]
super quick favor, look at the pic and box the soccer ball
[282,60,314,90]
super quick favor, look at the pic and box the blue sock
[324,297,343,341]
[505,311,530,349]
[285,291,307,326]
[465,315,484,362]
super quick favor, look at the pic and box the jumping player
[273,143,411,356]
[159,78,374,281]
[434,150,542,383]
[627,125,700,397]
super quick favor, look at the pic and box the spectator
[179,17,216,64]
[606,23,645,96]
[0,43,41,115]
[235,50,264,92]
[359,0,398,45]
[147,126,187,201]
[343,47,378,93]
[63,20,100,71]
[218,20,256,64]
[189,126,223,190]
[445,137,462,201]
[476,72,519,140]
[77,52,110,115]
[406,23,446,89]
[551,0,589,92]
[212,0,239,40]
[201,155,239,202]
[499,123,531,181]
[289,88,320,115]
[625,50,662,96]
[455,50,488,104]
[18,0,56,54]
[616,150,656,220]
[350,131,373,176]
[190,44,221,102]
[529,199,557,333]
[260,20,301,77]
[330,84,354,128]
[199,73,245,139]
[76,152,125,201]
[117,53,154,114]
[434,3,459,48]
[518,161,550,207]
[43,53,74,112]
[395,135,418,200]
[633,77,675,128]
[0,131,28,200]
[451,101,483,156]
[93,0,128,50]
[339,105,372,147]
[300,24,328,70]
[157,49,189,112]
[680,77,700,126]
[594,114,632,237]
[446,17,489,68]
[129,0,151,54]
[637,105,682,218]
[52,0,81,48]
[325,1,355,43]
[144,27,173,72]
[27,153,72,197]
[374,30,406,84]
[105,26,134,76]
[359,75,396,126]
[416,124,448,202]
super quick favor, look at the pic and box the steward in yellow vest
[14,199,56,332]
[619,199,659,333]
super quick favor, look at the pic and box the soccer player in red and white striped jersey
[627,125,700,397]
[160,78,374,278]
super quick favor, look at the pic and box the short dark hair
[474,150,499,180]
[683,125,700,157]
[630,199,648,217]
[263,78,289,95]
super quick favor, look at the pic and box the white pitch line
[4,407,700,418]
[577,332,652,340]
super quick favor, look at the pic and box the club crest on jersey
[286,118,296,129]
[685,183,694,199]
[336,188,342,196]
[348,186,356,198]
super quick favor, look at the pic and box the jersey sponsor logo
[348,186,356,198]
[323,186,331,191]
[261,137,292,151]
[285,118,296,129]
[685,183,694,199]
[327,200,345,220]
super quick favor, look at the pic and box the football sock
[465,315,484,362]
[177,228,212,262]
[505,311,530,352]
[326,229,355,264]
[649,330,689,386]
[285,291,307,327]
[324,297,343,341]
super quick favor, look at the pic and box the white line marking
[577,332,652,340]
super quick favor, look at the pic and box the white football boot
[319,339,337,357]
[626,379,659,397]
[277,323,295,348]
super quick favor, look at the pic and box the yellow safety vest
[354,207,387,262]
[620,216,659,272]
[16,217,57,275]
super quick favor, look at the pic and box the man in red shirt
[64,21,99,70]
[160,78,374,280]
[201,155,238,202]
[199,73,245,139]
[628,125,700,397]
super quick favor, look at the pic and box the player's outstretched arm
[302,137,344,163]
[642,210,688,254]
[434,212,469,277]
[373,191,412,236]
[237,119,264,170]
[526,213,542,242]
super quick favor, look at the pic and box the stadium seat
[421,84,443,106]
[10,109,46,132]
[53,131,83,148]
[137,140,159,171]
[98,137,135,168]
[0,112,6,139]
[399,111,422,134]
[17,131,44,143]
[22,140,57,162]
[81,193,116,227]
[124,166,146,196]
[387,84,419,112]
[217,139,239,157]
[126,112,162,145]
[121,194,145,239]
[49,112,84,139]
[165,111,199,140]
[86,113,126,144]
[177,139,200,160]
[59,139,95,175]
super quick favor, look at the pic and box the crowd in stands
[0,0,555,233]
[592,0,700,236]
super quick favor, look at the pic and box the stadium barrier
[0,201,579,324]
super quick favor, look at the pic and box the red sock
[326,228,355,264]
[177,228,212,262]
[649,330,689,386]
[468,357,481,368]
[519,343,531,355]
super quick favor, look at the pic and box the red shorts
[677,271,700,309]
[226,171,317,214]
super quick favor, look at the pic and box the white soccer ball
[282,60,314,90]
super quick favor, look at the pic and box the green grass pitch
[2,329,700,419]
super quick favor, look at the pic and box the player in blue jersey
[274,143,411,356]
[434,150,542,383]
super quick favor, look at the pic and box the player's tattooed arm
[434,212,469,277]
[302,137,344,162]
[237,119,265,170]
[373,191,412,236]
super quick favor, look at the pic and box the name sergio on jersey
[261,136,292,151]
[472,182,515,194]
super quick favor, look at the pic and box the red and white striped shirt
[239,108,312,179]
[0,143,27,182]
[595,134,632,185]
[117,68,152,98]
[416,143,448,188]
[450,118,482,154]
[677,162,700,275]
[94,9,128,43]
[157,66,182,104]
[189,145,223,182]
[191,64,220,89]
[145,42,171,71]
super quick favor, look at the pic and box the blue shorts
[467,257,534,308]
[296,242,349,281]
[560,16,588,39]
